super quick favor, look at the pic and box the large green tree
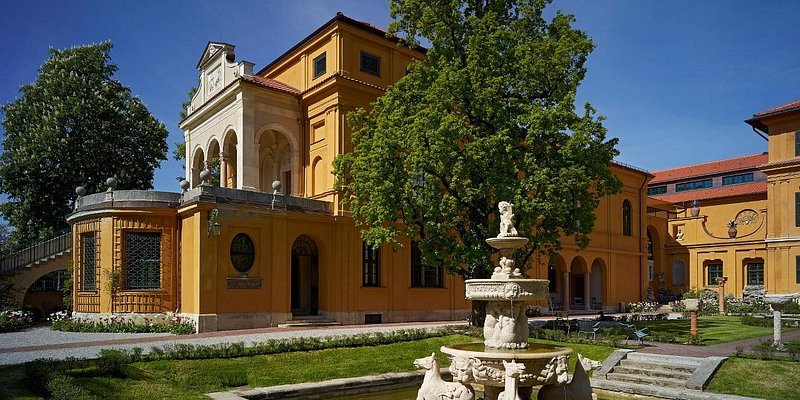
[334,0,621,281]
[0,42,168,246]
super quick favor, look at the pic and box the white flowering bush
[625,301,660,313]
[0,309,34,332]
[49,311,195,334]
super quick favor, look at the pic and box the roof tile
[649,153,767,184]
[650,181,766,204]
[752,99,800,119]
[242,75,301,96]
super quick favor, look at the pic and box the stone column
[773,308,783,350]
[584,271,591,310]
[764,294,798,351]
[219,152,228,188]
[563,272,570,312]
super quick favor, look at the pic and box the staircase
[1,231,72,276]
[277,315,342,328]
[592,350,754,400]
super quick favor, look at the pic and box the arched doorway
[590,258,606,310]
[291,235,319,316]
[647,226,662,298]
[23,269,68,319]
[569,256,588,309]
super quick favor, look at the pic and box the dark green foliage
[0,42,168,245]
[785,339,800,360]
[334,0,621,282]
[741,315,797,328]
[751,339,776,360]
[46,375,96,400]
[96,349,131,377]
[24,358,61,396]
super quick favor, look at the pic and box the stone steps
[277,317,342,328]
[594,350,730,398]
[605,372,687,389]
[592,378,762,400]
[611,365,693,380]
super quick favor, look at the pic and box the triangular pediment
[196,41,235,70]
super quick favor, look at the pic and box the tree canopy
[333,0,621,280]
[0,42,168,246]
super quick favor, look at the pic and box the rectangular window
[647,186,667,195]
[706,263,723,286]
[313,52,326,78]
[124,232,161,290]
[81,233,96,291]
[796,131,800,157]
[362,242,380,287]
[796,192,800,227]
[796,256,800,284]
[722,173,754,186]
[411,241,443,288]
[360,51,380,76]
[746,262,764,285]
[675,179,713,192]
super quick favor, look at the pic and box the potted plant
[689,200,700,217]
[682,288,700,311]
[727,220,738,238]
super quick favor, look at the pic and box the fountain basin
[441,342,573,387]
[486,236,530,250]
[464,279,549,301]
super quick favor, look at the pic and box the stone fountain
[415,202,596,400]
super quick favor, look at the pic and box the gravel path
[0,321,462,366]
[0,325,170,349]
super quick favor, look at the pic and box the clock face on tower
[207,67,222,94]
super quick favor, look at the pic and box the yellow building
[644,98,800,301]
[61,13,655,331]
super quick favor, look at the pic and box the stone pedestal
[764,293,799,350]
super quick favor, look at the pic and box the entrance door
[291,235,319,316]
[573,276,585,307]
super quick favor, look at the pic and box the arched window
[622,200,632,236]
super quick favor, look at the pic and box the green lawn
[634,316,783,345]
[707,357,800,399]
[0,335,617,400]
[1,331,795,400]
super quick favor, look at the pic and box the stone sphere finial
[105,177,118,192]
[179,180,190,191]
[199,170,211,185]
[272,180,282,192]
[75,186,87,196]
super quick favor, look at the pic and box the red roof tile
[752,99,800,118]
[650,181,766,204]
[241,75,300,96]
[745,99,800,132]
[649,153,767,184]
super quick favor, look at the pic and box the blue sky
[1,0,799,197]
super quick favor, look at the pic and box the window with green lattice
[124,232,161,290]
[81,233,96,291]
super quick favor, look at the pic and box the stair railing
[0,231,72,275]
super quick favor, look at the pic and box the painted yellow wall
[661,195,767,297]
[760,112,800,295]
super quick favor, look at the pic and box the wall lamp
[208,208,221,237]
